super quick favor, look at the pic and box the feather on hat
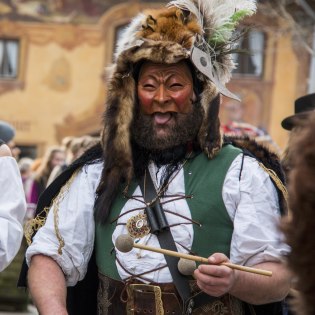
[96,0,256,222]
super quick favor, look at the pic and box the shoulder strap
[138,170,192,311]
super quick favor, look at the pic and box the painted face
[137,61,196,138]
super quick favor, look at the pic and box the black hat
[0,120,15,143]
[281,93,315,130]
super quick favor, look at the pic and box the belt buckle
[126,283,164,315]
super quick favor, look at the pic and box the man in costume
[281,93,315,175]
[23,1,291,314]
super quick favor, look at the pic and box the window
[18,145,38,160]
[0,39,20,79]
[232,30,265,77]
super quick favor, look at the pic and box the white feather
[169,0,256,41]
[114,13,146,61]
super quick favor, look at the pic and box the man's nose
[155,85,170,104]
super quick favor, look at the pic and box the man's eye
[143,84,155,89]
[170,83,183,89]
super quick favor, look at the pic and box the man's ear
[192,91,197,103]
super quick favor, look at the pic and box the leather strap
[139,170,193,313]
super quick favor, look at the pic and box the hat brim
[281,112,310,130]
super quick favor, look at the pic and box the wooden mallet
[115,234,272,277]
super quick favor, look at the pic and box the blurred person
[71,135,99,161]
[0,120,15,148]
[18,157,37,220]
[19,157,35,200]
[221,99,281,153]
[61,136,75,166]
[282,111,315,315]
[221,100,267,138]
[0,136,26,271]
[47,135,100,186]
[30,146,65,203]
[281,93,315,175]
[280,93,315,315]
[0,120,21,159]
[46,137,75,187]
[30,157,42,174]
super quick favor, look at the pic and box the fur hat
[0,120,15,144]
[96,0,257,220]
[281,93,315,131]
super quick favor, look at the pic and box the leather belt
[97,273,244,315]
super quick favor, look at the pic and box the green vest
[95,145,242,280]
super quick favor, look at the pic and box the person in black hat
[282,111,315,315]
[0,123,26,271]
[0,120,15,145]
[0,120,21,159]
[280,94,315,315]
[281,93,315,131]
[281,93,315,175]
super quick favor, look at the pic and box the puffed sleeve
[26,162,102,286]
[0,156,26,272]
[223,154,290,266]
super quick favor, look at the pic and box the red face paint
[137,61,196,126]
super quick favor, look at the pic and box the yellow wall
[269,35,304,151]
[0,21,105,155]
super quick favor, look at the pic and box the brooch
[126,213,150,239]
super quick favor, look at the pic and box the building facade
[0,0,314,157]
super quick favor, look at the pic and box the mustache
[131,100,204,151]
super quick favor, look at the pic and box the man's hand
[194,252,291,304]
[194,253,237,297]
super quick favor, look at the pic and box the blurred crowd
[0,120,100,311]
[17,135,100,220]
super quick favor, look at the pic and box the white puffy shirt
[0,156,26,272]
[26,155,289,286]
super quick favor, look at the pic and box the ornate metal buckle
[126,213,150,238]
[126,283,164,315]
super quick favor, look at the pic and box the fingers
[208,253,229,264]
[193,253,235,297]
[197,261,232,279]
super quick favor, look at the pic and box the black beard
[131,101,204,151]
[131,102,204,182]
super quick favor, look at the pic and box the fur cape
[96,0,257,223]
[283,112,315,315]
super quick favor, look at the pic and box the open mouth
[153,112,173,125]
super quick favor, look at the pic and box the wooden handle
[133,243,272,277]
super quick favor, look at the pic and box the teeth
[154,113,172,125]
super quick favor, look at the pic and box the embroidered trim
[97,273,112,315]
[24,169,80,255]
[258,162,288,204]
[24,207,49,246]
